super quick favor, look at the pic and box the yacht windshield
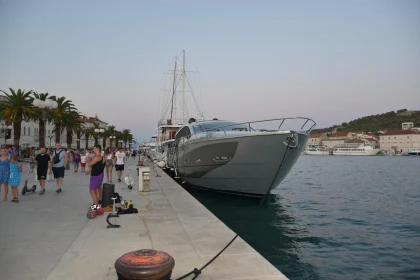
[192,121,249,133]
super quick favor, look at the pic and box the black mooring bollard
[115,249,175,280]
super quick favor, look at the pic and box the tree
[62,111,83,149]
[104,125,117,148]
[50,96,77,144]
[0,88,34,148]
[114,130,123,148]
[83,126,91,150]
[90,122,102,145]
[32,92,55,148]
[121,129,133,149]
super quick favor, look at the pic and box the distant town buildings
[307,122,420,153]
[0,115,111,149]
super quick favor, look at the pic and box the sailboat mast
[182,50,186,124]
[170,57,177,121]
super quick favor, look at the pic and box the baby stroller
[124,167,134,190]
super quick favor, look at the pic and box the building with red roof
[379,130,420,153]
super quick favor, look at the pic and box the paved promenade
[0,158,287,280]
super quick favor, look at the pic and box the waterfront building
[0,115,113,150]
[379,130,420,153]
[307,133,327,146]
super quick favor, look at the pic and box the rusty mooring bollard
[115,249,175,280]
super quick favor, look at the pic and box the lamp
[2,124,12,148]
[109,135,116,147]
[95,128,105,146]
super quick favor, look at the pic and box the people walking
[34,147,52,195]
[0,148,10,201]
[52,143,68,193]
[8,146,19,157]
[80,151,87,172]
[8,155,22,203]
[114,147,126,182]
[72,150,81,172]
[85,144,105,210]
[104,147,114,183]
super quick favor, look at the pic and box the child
[9,155,22,203]
[73,151,81,173]
[80,151,87,172]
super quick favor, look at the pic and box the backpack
[54,150,62,164]
[73,154,80,162]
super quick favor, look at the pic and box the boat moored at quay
[165,117,316,197]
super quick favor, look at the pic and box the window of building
[394,137,396,140]
[28,127,31,136]
[24,127,26,135]
[389,137,390,140]
[407,136,409,139]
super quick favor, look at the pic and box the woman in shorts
[104,147,114,183]
[85,145,105,210]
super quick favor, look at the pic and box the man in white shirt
[114,147,126,182]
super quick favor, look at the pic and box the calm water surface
[184,156,420,280]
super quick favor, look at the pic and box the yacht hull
[173,133,309,196]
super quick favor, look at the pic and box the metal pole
[182,50,186,123]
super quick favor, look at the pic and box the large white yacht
[166,117,316,197]
[147,135,158,159]
[332,143,380,156]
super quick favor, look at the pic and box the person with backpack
[52,143,68,193]
[72,150,81,173]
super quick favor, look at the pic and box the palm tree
[50,96,77,144]
[90,122,102,145]
[121,129,133,149]
[115,130,123,148]
[0,88,34,148]
[83,125,91,150]
[105,125,117,148]
[76,128,83,150]
[63,111,83,149]
[32,92,55,148]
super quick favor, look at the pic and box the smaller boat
[303,145,329,155]
[403,150,420,157]
[147,135,158,159]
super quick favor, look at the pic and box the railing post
[278,119,285,130]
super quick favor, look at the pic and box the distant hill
[312,109,420,134]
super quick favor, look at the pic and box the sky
[1,0,419,143]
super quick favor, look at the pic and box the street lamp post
[76,138,80,150]
[109,135,116,148]
[32,98,58,148]
[94,128,105,146]
[2,124,12,148]
[48,135,54,149]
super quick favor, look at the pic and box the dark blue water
[183,156,420,280]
